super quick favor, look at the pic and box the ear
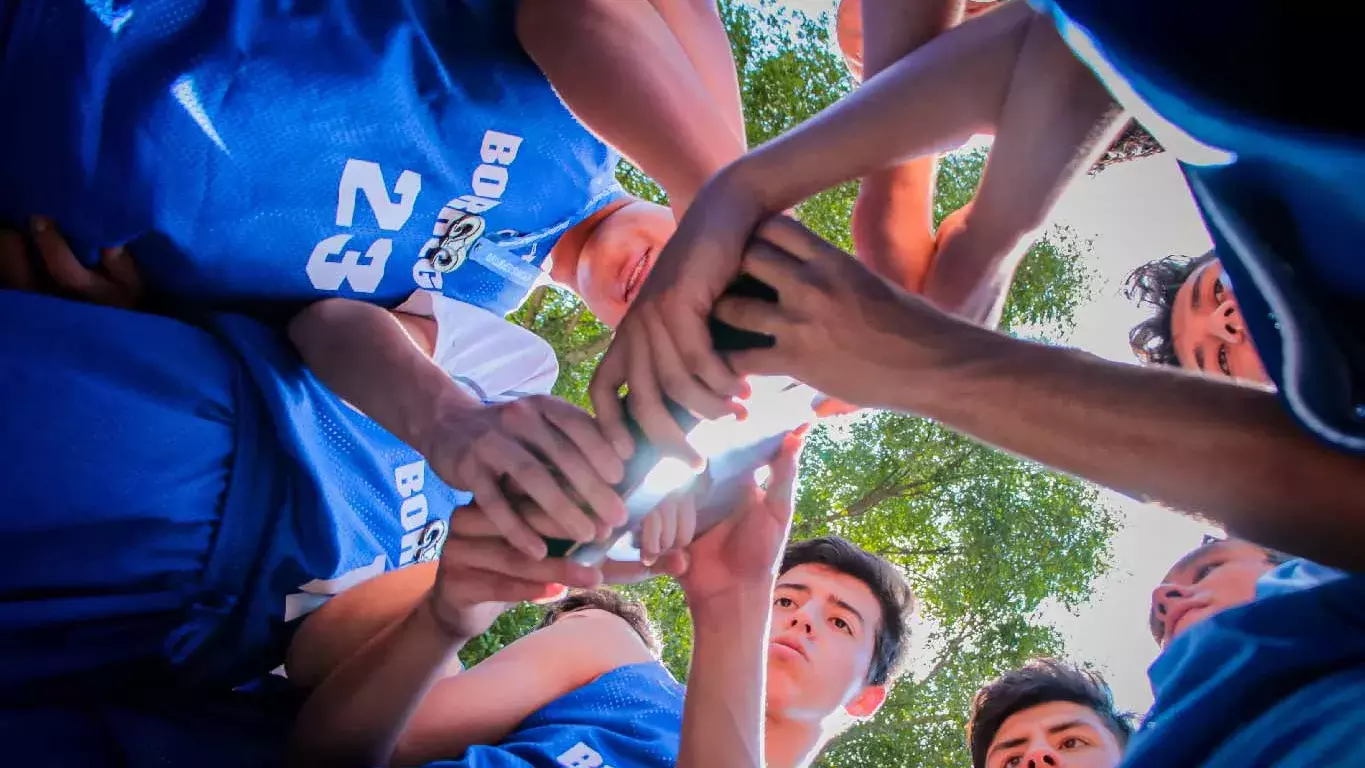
[843,683,887,719]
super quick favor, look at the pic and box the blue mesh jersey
[0,290,468,691]
[427,662,684,768]
[1125,561,1365,767]
[1030,0,1365,452]
[0,0,624,318]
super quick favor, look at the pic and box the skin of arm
[288,298,473,466]
[515,0,746,211]
[677,584,773,768]
[645,0,746,146]
[718,221,1365,573]
[895,329,1365,572]
[287,568,653,767]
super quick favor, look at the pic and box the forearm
[288,298,477,457]
[516,0,745,211]
[851,160,938,291]
[646,0,746,147]
[890,323,1365,571]
[732,1,1038,213]
[678,584,773,768]
[289,598,466,768]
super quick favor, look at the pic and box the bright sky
[768,0,1224,716]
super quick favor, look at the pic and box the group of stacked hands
[0,0,1360,767]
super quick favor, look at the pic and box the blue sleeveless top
[196,313,472,683]
[427,662,684,767]
[0,0,624,318]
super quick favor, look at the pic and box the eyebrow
[1190,268,1205,310]
[989,722,1093,757]
[774,583,867,630]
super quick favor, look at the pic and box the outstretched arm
[515,0,746,211]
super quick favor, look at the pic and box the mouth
[1162,604,1204,647]
[770,637,808,661]
[622,249,651,303]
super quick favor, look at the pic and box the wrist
[687,579,774,628]
[418,390,482,460]
[419,590,479,648]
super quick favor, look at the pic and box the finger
[444,536,603,587]
[725,347,792,378]
[740,241,812,299]
[452,500,579,541]
[671,310,746,402]
[464,471,548,560]
[712,296,790,337]
[764,432,805,514]
[31,217,123,306]
[0,230,35,291]
[654,496,680,557]
[599,559,657,585]
[643,303,742,421]
[754,216,840,263]
[506,411,620,533]
[588,340,636,461]
[483,435,595,543]
[100,246,143,301]
[652,550,690,578]
[624,320,701,466]
[538,399,626,486]
[443,571,569,606]
[675,492,697,549]
[639,497,665,566]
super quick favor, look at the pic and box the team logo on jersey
[411,518,448,564]
[426,212,486,273]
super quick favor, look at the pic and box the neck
[547,197,634,289]
[764,711,827,768]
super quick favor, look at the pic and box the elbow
[288,297,365,355]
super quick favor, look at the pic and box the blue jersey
[0,0,623,318]
[1032,0,1365,452]
[426,662,684,768]
[1124,561,1365,766]
[0,290,467,690]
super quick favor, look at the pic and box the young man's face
[574,199,675,327]
[983,701,1124,768]
[1169,260,1269,384]
[764,563,887,721]
[1149,539,1279,648]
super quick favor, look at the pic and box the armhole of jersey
[427,293,559,403]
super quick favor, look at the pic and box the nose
[786,608,815,636]
[1207,299,1245,344]
[1151,583,1186,616]
[1024,746,1060,767]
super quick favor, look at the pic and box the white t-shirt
[397,291,559,403]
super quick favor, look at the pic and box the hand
[677,431,804,603]
[423,395,628,560]
[590,170,763,465]
[713,217,969,412]
[0,218,143,308]
[430,506,608,640]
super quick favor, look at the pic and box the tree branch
[518,285,550,329]
[563,333,613,365]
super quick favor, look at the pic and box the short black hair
[538,587,660,657]
[1122,251,1218,366]
[779,536,916,686]
[967,659,1135,768]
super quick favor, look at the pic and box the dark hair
[967,659,1136,768]
[538,588,660,657]
[779,536,916,686]
[1122,251,1218,366]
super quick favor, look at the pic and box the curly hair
[537,587,660,657]
[967,659,1136,768]
[1122,251,1218,366]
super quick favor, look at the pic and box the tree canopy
[490,2,1120,765]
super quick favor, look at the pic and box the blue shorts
[0,290,282,693]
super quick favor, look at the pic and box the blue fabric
[0,290,467,691]
[0,681,301,767]
[1127,561,1365,766]
[425,662,684,767]
[1030,0,1365,452]
[0,0,624,319]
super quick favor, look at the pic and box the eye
[1217,346,1231,376]
[774,596,795,609]
[1193,561,1224,583]
[1060,736,1086,750]
[832,616,853,635]
[1003,757,1022,768]
[1213,276,1227,304]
